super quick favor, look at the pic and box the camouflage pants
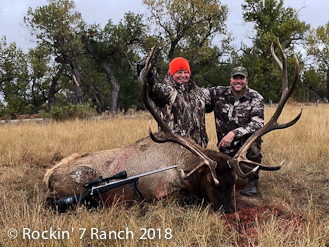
[246,141,262,163]
[244,141,262,181]
[220,137,262,181]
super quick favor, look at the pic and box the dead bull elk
[44,39,302,213]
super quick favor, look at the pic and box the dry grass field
[0,104,328,246]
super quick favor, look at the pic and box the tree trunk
[83,34,120,114]
[168,39,179,61]
[30,100,47,115]
[70,59,84,104]
[300,80,327,103]
[99,59,120,114]
[326,82,329,103]
[55,56,84,104]
[48,67,64,110]
[326,71,329,103]
[30,78,47,114]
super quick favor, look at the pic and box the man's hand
[218,131,235,149]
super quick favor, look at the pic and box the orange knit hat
[169,57,191,76]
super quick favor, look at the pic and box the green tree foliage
[24,0,85,104]
[301,66,327,102]
[305,22,329,101]
[1,0,326,117]
[83,12,149,113]
[239,0,310,102]
[22,0,151,115]
[0,37,31,118]
[242,0,308,49]
[27,44,61,113]
[142,0,233,85]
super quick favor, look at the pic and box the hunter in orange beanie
[169,57,191,76]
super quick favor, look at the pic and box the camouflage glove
[137,58,155,85]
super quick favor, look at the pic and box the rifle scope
[83,171,127,188]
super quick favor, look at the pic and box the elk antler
[140,45,220,185]
[228,38,303,176]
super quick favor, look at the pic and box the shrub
[39,103,97,121]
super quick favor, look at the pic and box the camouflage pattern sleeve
[208,86,264,155]
[140,69,210,148]
[148,78,177,108]
[231,93,264,139]
[201,88,213,113]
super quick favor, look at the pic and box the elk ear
[179,160,219,186]
[148,120,168,143]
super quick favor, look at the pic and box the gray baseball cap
[231,66,248,78]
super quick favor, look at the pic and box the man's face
[172,70,190,84]
[230,74,248,96]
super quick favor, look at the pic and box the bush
[39,103,97,121]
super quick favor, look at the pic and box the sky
[0,0,328,53]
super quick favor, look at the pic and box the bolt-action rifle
[52,165,178,214]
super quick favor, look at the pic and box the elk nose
[224,206,234,214]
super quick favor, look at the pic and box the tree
[142,0,232,82]
[27,44,66,113]
[83,12,149,113]
[239,0,310,102]
[242,0,308,49]
[23,1,151,114]
[0,37,31,118]
[301,66,327,102]
[24,0,85,104]
[305,22,329,101]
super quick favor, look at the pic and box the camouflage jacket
[205,86,264,157]
[148,72,212,148]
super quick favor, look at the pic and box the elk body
[44,39,302,214]
[44,133,236,213]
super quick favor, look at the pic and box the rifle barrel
[91,165,178,192]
